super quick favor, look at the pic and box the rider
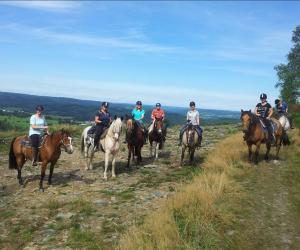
[150,103,166,140]
[275,98,294,129]
[29,105,49,166]
[132,101,148,144]
[255,93,274,143]
[94,102,111,149]
[178,101,202,146]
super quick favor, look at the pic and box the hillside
[0,92,240,125]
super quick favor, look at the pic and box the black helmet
[36,105,44,111]
[136,101,142,105]
[260,93,267,100]
[189,101,195,107]
[156,103,161,107]
[101,102,109,108]
[275,99,280,105]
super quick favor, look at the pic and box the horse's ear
[249,109,251,113]
[114,115,117,120]
[241,109,244,113]
[120,116,124,121]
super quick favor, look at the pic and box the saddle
[87,126,109,139]
[258,118,278,134]
[20,135,47,148]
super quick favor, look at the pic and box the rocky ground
[0,124,238,249]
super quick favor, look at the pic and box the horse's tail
[80,133,85,155]
[282,131,290,146]
[9,137,17,169]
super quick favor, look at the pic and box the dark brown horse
[241,110,283,164]
[148,118,166,159]
[9,129,74,191]
[125,115,144,168]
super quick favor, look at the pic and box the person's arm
[30,116,48,130]
[95,115,102,124]
[151,110,155,120]
[141,110,145,120]
[162,110,165,120]
[268,107,273,118]
[186,112,189,122]
[254,106,259,116]
[197,112,201,125]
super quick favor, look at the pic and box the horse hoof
[103,176,108,181]
[39,188,44,192]
[112,175,116,179]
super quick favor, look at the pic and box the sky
[0,1,299,111]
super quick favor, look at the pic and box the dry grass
[118,132,247,250]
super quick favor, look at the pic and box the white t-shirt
[187,110,200,125]
[29,115,47,136]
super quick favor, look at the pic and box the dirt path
[230,142,300,249]
[0,124,237,249]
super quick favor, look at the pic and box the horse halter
[241,113,253,133]
[60,135,73,153]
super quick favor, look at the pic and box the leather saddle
[87,126,109,140]
[20,135,47,148]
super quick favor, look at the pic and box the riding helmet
[260,93,267,100]
[189,101,196,107]
[136,101,142,106]
[275,99,280,105]
[102,102,109,108]
[156,103,161,107]
[36,105,44,111]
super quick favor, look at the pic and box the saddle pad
[20,136,46,148]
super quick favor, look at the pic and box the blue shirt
[277,101,288,114]
[96,111,111,126]
[29,115,47,136]
[132,108,145,124]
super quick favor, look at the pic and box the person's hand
[266,117,271,120]
[43,126,48,130]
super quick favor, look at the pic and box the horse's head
[125,114,134,133]
[154,118,163,134]
[111,116,123,140]
[240,109,252,133]
[59,129,74,154]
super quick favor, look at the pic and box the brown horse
[125,115,144,168]
[148,118,166,159]
[241,110,283,164]
[9,129,74,191]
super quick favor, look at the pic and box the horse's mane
[241,111,260,125]
[50,128,70,138]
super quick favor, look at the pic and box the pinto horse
[125,115,144,168]
[148,118,165,159]
[180,123,201,166]
[9,129,74,191]
[241,110,283,163]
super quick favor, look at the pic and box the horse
[148,118,166,159]
[240,110,283,164]
[180,123,201,166]
[277,114,291,145]
[8,129,74,191]
[81,117,123,180]
[125,115,144,168]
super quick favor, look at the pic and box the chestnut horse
[125,115,144,168]
[240,110,283,164]
[9,129,74,191]
[148,118,165,159]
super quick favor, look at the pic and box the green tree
[274,26,300,104]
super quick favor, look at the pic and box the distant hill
[0,92,240,125]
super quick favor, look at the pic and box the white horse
[80,117,123,180]
[277,115,291,145]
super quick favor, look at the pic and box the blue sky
[0,1,299,111]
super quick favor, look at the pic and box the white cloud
[0,1,81,12]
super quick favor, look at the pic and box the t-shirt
[151,108,165,119]
[256,102,272,118]
[96,111,111,126]
[132,108,145,124]
[187,110,200,126]
[276,101,288,114]
[29,115,47,136]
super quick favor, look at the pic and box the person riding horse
[149,103,166,140]
[275,99,294,129]
[254,93,275,144]
[132,101,148,144]
[29,105,49,166]
[93,102,112,150]
[178,101,202,146]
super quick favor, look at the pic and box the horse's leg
[275,136,282,160]
[48,161,57,185]
[265,143,271,161]
[103,151,110,180]
[127,147,132,168]
[149,140,153,157]
[254,143,261,164]
[16,155,25,186]
[111,154,116,178]
[155,141,159,159]
[89,147,95,170]
[247,143,253,162]
[180,145,186,166]
[39,162,48,191]
[189,148,195,165]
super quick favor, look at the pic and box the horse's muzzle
[65,145,74,154]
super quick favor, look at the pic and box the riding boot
[32,148,38,166]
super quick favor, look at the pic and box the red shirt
[151,108,165,119]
